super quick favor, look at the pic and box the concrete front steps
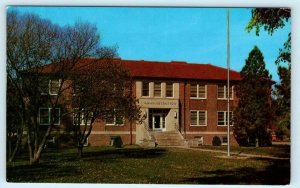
[151,131,186,147]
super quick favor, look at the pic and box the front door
[152,114,165,131]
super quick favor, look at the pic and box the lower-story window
[105,109,124,126]
[39,108,60,125]
[222,136,228,145]
[190,110,207,126]
[217,111,233,126]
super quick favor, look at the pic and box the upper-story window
[142,81,149,97]
[40,78,61,95]
[49,79,60,95]
[190,84,206,99]
[218,85,233,99]
[154,82,161,97]
[166,82,173,98]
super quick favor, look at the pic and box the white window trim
[73,108,92,126]
[39,107,60,125]
[221,136,228,146]
[166,82,174,98]
[217,85,234,100]
[217,111,233,126]
[49,79,61,96]
[190,84,207,99]
[105,109,125,126]
[154,82,162,98]
[190,110,207,126]
[141,81,150,97]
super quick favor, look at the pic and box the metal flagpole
[226,8,231,157]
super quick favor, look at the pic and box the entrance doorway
[149,109,168,131]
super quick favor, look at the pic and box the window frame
[39,107,60,125]
[221,136,228,146]
[190,84,207,99]
[105,109,125,126]
[49,79,61,95]
[154,82,162,98]
[217,85,234,100]
[142,81,150,97]
[73,108,93,126]
[190,110,207,126]
[166,82,174,98]
[217,111,233,126]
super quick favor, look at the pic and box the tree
[273,33,291,139]
[246,8,291,36]
[246,8,291,140]
[233,46,273,146]
[70,58,140,157]
[7,11,104,164]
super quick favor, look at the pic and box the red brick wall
[182,81,239,146]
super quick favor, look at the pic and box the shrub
[212,136,221,146]
[110,136,123,148]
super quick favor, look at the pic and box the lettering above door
[139,99,179,108]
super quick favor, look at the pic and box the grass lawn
[196,145,290,158]
[7,145,290,184]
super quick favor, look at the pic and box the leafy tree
[273,33,291,139]
[246,8,291,140]
[7,11,105,164]
[70,58,140,157]
[233,46,273,146]
[246,8,291,36]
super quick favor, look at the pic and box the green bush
[212,136,221,146]
[110,136,123,148]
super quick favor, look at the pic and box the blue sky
[9,6,291,82]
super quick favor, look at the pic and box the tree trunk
[8,130,24,162]
[77,146,83,158]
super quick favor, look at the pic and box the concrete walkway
[163,146,290,160]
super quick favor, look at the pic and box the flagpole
[226,8,231,157]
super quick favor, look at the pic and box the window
[190,84,206,99]
[218,85,233,99]
[190,110,207,126]
[217,111,233,126]
[39,108,60,125]
[49,79,60,95]
[40,78,49,95]
[40,79,61,95]
[73,109,93,125]
[166,82,173,97]
[154,82,161,97]
[142,81,149,97]
[222,136,228,145]
[106,109,124,126]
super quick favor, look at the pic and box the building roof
[40,58,241,81]
[120,59,241,81]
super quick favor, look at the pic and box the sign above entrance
[139,98,179,108]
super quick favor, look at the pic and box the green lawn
[7,145,290,184]
[196,145,290,158]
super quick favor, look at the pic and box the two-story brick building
[40,58,241,147]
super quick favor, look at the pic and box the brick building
[40,58,241,147]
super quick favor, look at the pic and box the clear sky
[9,6,291,82]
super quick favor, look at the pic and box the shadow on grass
[7,147,167,182]
[180,158,290,185]
[7,163,80,182]
[82,148,167,160]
